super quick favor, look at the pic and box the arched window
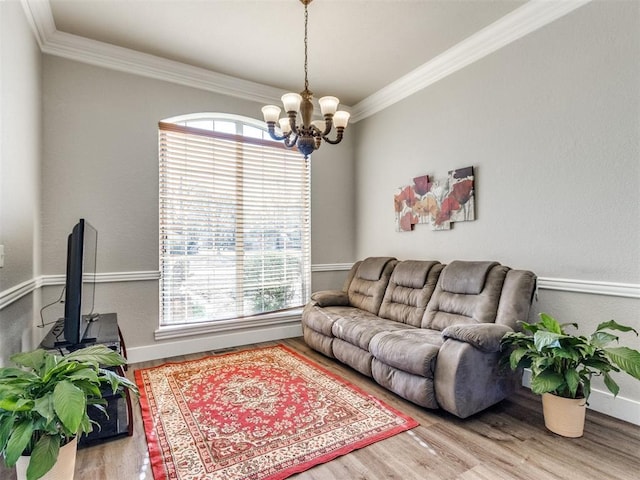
[158,113,310,327]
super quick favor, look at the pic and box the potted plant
[500,313,640,437]
[0,344,139,480]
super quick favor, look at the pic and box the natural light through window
[158,113,311,328]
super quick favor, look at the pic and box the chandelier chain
[304,1,309,92]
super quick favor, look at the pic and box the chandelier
[261,0,350,159]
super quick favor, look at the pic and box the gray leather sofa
[302,257,536,418]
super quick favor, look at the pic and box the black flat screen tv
[61,218,98,346]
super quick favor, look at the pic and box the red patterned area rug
[135,344,418,480]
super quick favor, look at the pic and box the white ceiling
[47,0,528,107]
[21,0,589,120]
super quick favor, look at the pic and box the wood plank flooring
[2,337,639,479]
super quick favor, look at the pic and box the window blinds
[159,122,311,326]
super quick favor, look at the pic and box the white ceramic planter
[15,437,77,480]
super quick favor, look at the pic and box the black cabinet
[79,368,132,447]
[40,313,133,446]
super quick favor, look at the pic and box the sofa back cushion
[347,257,397,315]
[422,261,508,331]
[495,269,537,330]
[378,260,443,327]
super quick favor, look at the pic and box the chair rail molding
[0,278,42,311]
[537,277,640,299]
[1,267,638,313]
[40,271,161,286]
[0,271,161,311]
[20,0,591,123]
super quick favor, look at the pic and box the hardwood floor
[2,337,639,479]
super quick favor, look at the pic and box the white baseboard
[126,323,302,364]
[522,369,640,426]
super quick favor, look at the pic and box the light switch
[0,245,4,267]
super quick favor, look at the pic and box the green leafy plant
[500,313,640,400]
[0,345,139,480]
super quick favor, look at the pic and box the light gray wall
[309,135,355,292]
[353,1,639,282]
[0,0,42,366]
[310,138,356,265]
[352,2,640,400]
[40,56,355,348]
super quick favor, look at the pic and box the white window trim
[154,307,302,340]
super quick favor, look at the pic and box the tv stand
[44,313,119,352]
[40,313,133,447]
[53,336,96,349]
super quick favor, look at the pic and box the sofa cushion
[372,360,439,409]
[356,256,394,281]
[332,315,413,351]
[378,260,443,327]
[369,329,443,378]
[422,262,509,331]
[302,327,335,358]
[495,269,537,330]
[440,261,498,295]
[333,339,375,377]
[347,257,397,315]
[302,305,359,336]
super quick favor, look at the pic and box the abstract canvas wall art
[394,166,475,232]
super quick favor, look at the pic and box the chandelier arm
[321,127,345,145]
[265,122,289,142]
[309,125,321,136]
[288,112,300,135]
[320,116,333,136]
[284,133,299,149]
[308,116,332,137]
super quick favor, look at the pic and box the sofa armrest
[310,290,350,307]
[434,338,521,418]
[441,323,513,353]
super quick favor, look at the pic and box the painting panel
[393,166,474,232]
[447,166,475,222]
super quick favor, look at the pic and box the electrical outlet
[0,245,4,268]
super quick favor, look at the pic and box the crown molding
[20,0,591,121]
[349,0,592,122]
[45,30,286,105]
[19,0,55,50]
[19,0,289,106]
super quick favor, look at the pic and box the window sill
[154,308,303,341]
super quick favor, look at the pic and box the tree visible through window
[159,114,311,326]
